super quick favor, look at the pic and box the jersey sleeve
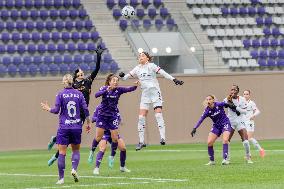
[50,93,61,114]
[151,63,175,80]
[122,66,137,80]
[118,86,137,94]
[95,86,108,98]
[251,101,260,117]
[194,109,209,129]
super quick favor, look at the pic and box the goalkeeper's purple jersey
[194,102,230,129]
[95,86,137,119]
[50,87,89,129]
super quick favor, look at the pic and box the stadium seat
[8,64,18,77]
[119,19,128,30]
[49,64,59,76]
[130,0,139,7]
[39,64,49,76]
[142,0,151,7]
[118,0,127,8]
[18,64,28,77]
[106,0,116,9]
[60,63,69,74]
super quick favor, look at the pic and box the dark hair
[141,51,153,62]
[105,73,119,86]
[232,84,239,92]
[73,69,80,81]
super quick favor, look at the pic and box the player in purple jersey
[41,74,91,185]
[88,73,138,166]
[191,95,237,165]
[47,46,105,166]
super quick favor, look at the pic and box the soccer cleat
[56,178,64,185]
[246,158,253,164]
[48,154,57,166]
[160,138,166,145]
[221,159,230,165]
[71,169,79,182]
[48,136,56,150]
[93,167,99,175]
[205,161,215,166]
[108,156,114,169]
[88,150,94,164]
[259,148,265,158]
[135,143,146,151]
[120,166,131,173]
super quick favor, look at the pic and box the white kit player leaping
[119,51,184,151]
[243,89,265,158]
[224,84,253,163]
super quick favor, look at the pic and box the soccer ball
[121,5,136,19]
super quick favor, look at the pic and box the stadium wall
[1,72,284,151]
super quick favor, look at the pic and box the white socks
[249,138,262,151]
[155,113,165,140]
[138,115,146,143]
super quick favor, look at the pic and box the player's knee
[99,146,106,152]
[207,141,214,146]
[223,139,229,144]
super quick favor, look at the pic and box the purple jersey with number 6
[50,87,89,129]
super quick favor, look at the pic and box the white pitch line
[0,173,188,182]
[139,149,284,152]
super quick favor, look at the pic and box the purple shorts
[56,129,82,145]
[96,116,120,130]
[102,133,121,143]
[210,122,232,137]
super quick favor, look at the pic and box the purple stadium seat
[63,0,72,8]
[51,32,61,41]
[258,59,266,66]
[67,43,76,52]
[26,21,35,30]
[27,44,36,54]
[0,44,5,53]
[1,32,10,42]
[46,21,54,31]
[14,0,23,9]
[70,9,78,19]
[1,10,9,19]
[110,61,119,73]
[87,43,96,51]
[36,21,45,31]
[79,9,87,18]
[3,57,12,66]
[239,7,247,15]
[71,32,80,41]
[250,50,258,59]
[17,44,26,54]
[62,32,71,41]
[31,32,41,42]
[23,56,32,65]
[73,0,81,8]
[34,0,43,8]
[261,38,269,47]
[13,56,22,65]
[30,10,39,19]
[153,0,162,7]
[113,9,122,18]
[155,19,164,30]
[251,0,260,4]
[54,0,63,8]
[44,56,53,64]
[267,59,275,66]
[11,10,20,19]
[143,19,152,29]
[256,17,264,25]
[270,38,278,47]
[269,50,277,59]
[22,32,31,42]
[25,0,33,8]
[59,9,68,18]
[148,8,157,18]
[79,63,89,71]
[19,64,28,77]
[12,32,21,42]
[136,8,145,18]
[75,20,84,30]
[34,56,42,64]
[248,7,256,15]
[230,7,238,15]
[278,49,284,58]
[54,55,63,64]
[64,54,73,63]
[131,19,140,28]
[65,20,74,31]
[100,63,110,73]
[5,1,14,8]
[85,20,93,30]
[6,21,15,31]
[280,39,284,47]
[81,32,90,41]
[7,44,16,54]
[166,18,175,30]
[259,50,268,58]
[252,39,260,48]
[74,54,83,64]
[263,28,271,36]
[0,22,4,31]
[118,0,127,8]
[69,63,78,72]
[44,0,53,8]
[221,7,229,15]
[42,32,51,42]
[39,10,49,19]
[84,54,93,64]
[142,0,151,8]
[39,64,49,76]
[160,8,169,18]
[91,31,99,41]
[49,64,59,76]
[0,64,7,76]
[78,43,86,51]
[103,53,112,63]
[130,0,139,7]
[119,19,128,30]
[106,0,116,9]
[16,21,25,31]
[272,28,281,36]
[8,64,18,77]
[50,10,59,19]
[47,43,57,53]
[37,43,46,53]
[264,17,272,25]
[257,7,265,15]
[60,63,69,74]
[55,20,65,30]
[277,59,284,66]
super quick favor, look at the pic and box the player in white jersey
[119,52,184,150]
[243,90,265,158]
[224,85,253,163]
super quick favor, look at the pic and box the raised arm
[119,67,137,81]
[41,94,61,114]
[95,86,108,98]
[89,46,105,81]
[154,64,184,85]
[191,109,208,137]
[118,86,137,94]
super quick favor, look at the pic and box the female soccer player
[224,85,253,164]
[88,73,138,164]
[41,74,91,184]
[47,47,105,166]
[119,52,184,150]
[243,90,265,158]
[191,95,236,165]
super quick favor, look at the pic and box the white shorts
[230,120,246,131]
[245,121,255,132]
[140,88,163,110]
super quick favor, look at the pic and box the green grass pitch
[0,140,284,189]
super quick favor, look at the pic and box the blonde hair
[202,95,216,107]
[62,74,73,87]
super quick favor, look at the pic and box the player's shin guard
[249,138,261,151]
[223,143,229,160]
[120,150,126,167]
[95,151,104,168]
[243,140,251,158]
[55,150,59,158]
[208,146,214,161]
[58,154,66,180]
[71,151,80,171]
[138,115,146,143]
[111,142,118,155]
[91,138,99,152]
[110,143,117,157]
[155,113,165,140]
